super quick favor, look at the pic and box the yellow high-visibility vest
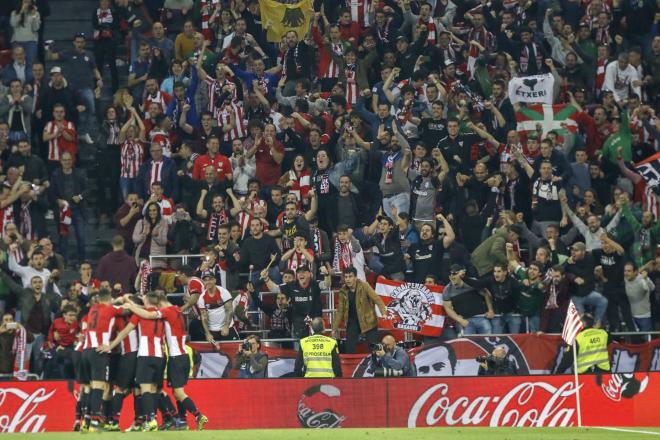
[575,328,610,373]
[163,344,194,378]
[299,334,337,378]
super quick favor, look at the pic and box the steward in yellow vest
[575,327,611,373]
[294,317,342,378]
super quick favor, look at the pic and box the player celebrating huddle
[103,292,208,430]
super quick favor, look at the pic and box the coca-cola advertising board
[1,373,659,432]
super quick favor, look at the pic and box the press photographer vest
[575,328,610,373]
[300,334,337,378]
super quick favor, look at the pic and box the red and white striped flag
[562,300,584,345]
[374,276,444,337]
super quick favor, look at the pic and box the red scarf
[12,325,29,380]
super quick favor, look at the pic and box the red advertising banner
[189,335,660,378]
[1,373,659,432]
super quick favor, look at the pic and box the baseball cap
[73,32,86,39]
[571,242,586,251]
[296,264,311,272]
[396,35,409,43]
[444,58,455,67]
[201,270,215,279]
[49,66,62,74]
[449,264,465,274]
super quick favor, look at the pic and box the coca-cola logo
[407,381,580,427]
[0,387,56,433]
[297,385,346,428]
[599,374,649,402]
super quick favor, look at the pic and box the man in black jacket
[239,217,281,284]
[7,139,48,184]
[280,265,322,339]
[51,152,89,265]
[564,242,609,327]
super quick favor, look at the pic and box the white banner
[508,73,554,105]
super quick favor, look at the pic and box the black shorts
[108,353,121,383]
[135,356,165,385]
[114,352,138,390]
[167,355,190,389]
[81,349,110,382]
[72,350,87,384]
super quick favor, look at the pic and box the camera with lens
[373,367,403,377]
[476,354,505,368]
[241,340,251,351]
[369,343,384,352]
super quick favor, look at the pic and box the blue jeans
[58,207,86,264]
[634,317,653,332]
[15,41,37,67]
[119,177,139,202]
[572,291,608,324]
[382,192,411,219]
[525,315,540,333]
[462,316,492,335]
[77,87,96,135]
[491,313,522,334]
[366,253,384,275]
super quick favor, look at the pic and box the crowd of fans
[0,0,659,379]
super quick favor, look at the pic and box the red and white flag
[374,276,444,337]
[562,300,584,346]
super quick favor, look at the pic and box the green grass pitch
[4,428,660,439]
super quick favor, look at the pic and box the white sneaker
[79,133,94,144]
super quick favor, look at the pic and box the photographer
[233,334,268,378]
[477,346,518,376]
[370,335,414,377]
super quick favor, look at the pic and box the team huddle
[73,289,207,432]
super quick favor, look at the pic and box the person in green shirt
[620,197,660,267]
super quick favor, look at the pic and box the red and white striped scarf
[332,238,353,273]
[19,202,35,241]
[594,25,611,45]
[200,0,220,41]
[344,64,358,106]
[59,201,72,236]
[12,325,29,380]
[596,58,607,92]
[139,260,152,294]
[419,17,437,45]
[206,209,228,242]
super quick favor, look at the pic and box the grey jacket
[132,219,169,269]
[0,94,33,137]
[0,270,59,330]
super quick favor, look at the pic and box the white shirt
[603,61,641,103]
[196,285,233,331]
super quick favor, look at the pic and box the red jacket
[192,153,233,181]
[575,111,613,158]
[48,317,80,347]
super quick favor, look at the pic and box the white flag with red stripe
[374,276,444,337]
[562,300,584,346]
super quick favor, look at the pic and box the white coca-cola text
[0,387,56,433]
[407,381,581,428]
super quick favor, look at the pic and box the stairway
[42,0,130,273]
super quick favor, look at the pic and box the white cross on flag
[562,300,584,346]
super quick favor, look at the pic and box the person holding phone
[0,313,33,375]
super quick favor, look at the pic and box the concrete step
[44,20,94,41]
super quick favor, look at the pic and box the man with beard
[406,215,455,283]
[312,149,358,234]
[377,125,412,217]
[281,265,322,339]
[280,30,312,96]
[275,196,317,251]
[417,100,447,148]
[502,26,546,75]
[410,156,445,229]
[363,214,407,280]
[332,175,361,231]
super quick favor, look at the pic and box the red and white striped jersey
[327,43,345,78]
[143,91,172,118]
[204,76,238,116]
[419,17,437,45]
[160,305,187,356]
[196,285,232,331]
[120,140,144,178]
[215,102,246,142]
[83,304,124,349]
[114,315,138,355]
[287,169,311,202]
[286,249,314,272]
[130,307,164,357]
[147,160,165,188]
[348,0,371,27]
[344,66,358,107]
[44,120,77,161]
[142,196,174,219]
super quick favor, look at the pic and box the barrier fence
[1,373,659,432]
